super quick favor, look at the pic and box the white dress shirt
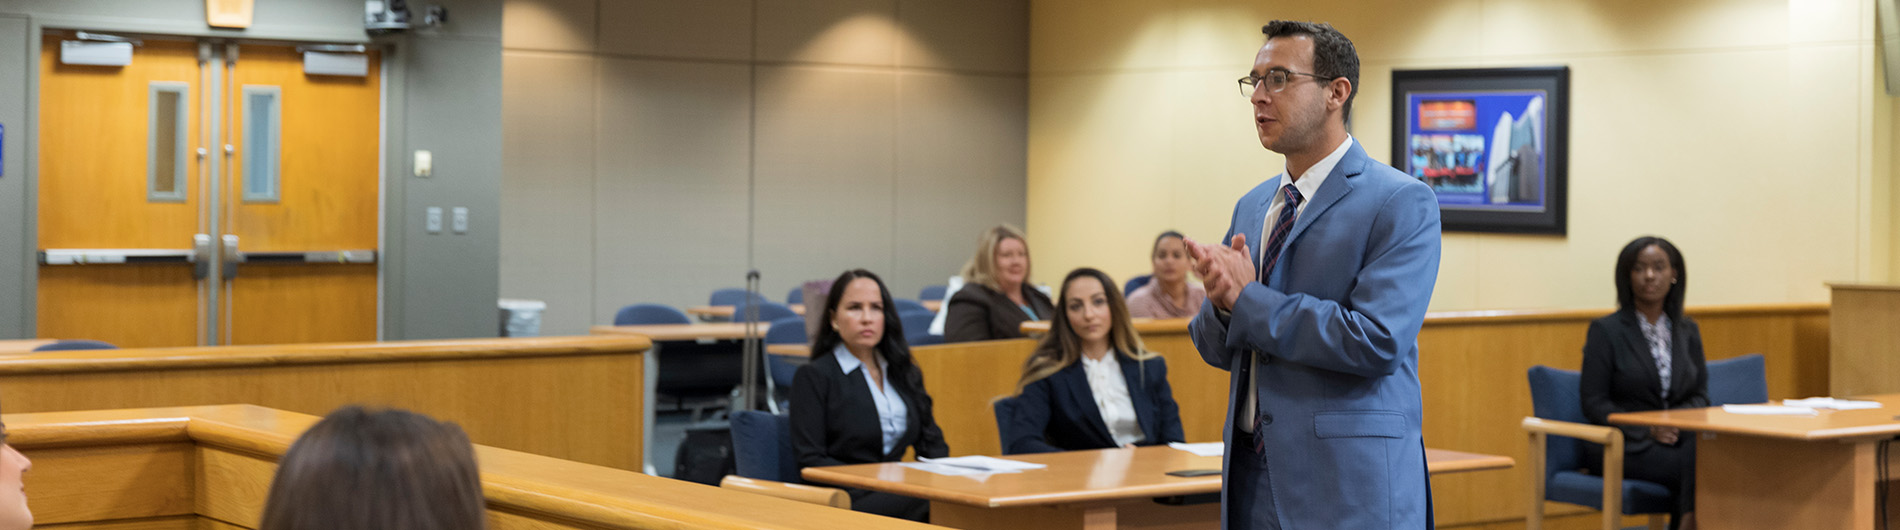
[1241,135,1356,434]
[833,345,909,455]
[1081,351,1144,447]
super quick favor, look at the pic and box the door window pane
[148,82,188,202]
[241,85,281,202]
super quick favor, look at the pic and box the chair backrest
[731,410,799,482]
[786,287,804,305]
[892,298,928,315]
[731,301,798,324]
[898,309,936,343]
[1123,274,1153,296]
[764,316,808,345]
[710,288,767,307]
[1707,353,1768,406]
[1526,366,1587,483]
[613,304,691,326]
[993,396,1022,455]
[32,339,116,352]
[919,285,946,301]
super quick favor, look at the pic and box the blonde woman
[944,225,1056,343]
[1002,268,1183,454]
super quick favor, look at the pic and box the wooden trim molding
[0,335,652,375]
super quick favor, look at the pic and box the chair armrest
[1520,417,1619,445]
[719,475,852,510]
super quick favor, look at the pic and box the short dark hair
[1151,230,1186,256]
[1613,236,1687,320]
[1262,20,1360,124]
[261,406,486,530]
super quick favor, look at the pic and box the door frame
[18,23,391,343]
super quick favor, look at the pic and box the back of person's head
[260,406,485,530]
[959,224,1030,291]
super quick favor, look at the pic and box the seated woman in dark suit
[945,224,1056,343]
[790,269,949,522]
[1003,268,1183,454]
[1581,236,1705,530]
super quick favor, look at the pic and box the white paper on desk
[1721,404,1819,416]
[1783,397,1883,410]
[1169,442,1225,457]
[900,462,998,477]
[917,455,1047,473]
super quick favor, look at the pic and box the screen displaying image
[1404,91,1547,211]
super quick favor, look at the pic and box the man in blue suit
[1186,21,1441,529]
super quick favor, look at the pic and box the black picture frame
[1390,66,1569,235]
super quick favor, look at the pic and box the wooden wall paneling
[32,516,199,530]
[1829,285,1900,396]
[912,339,1036,457]
[226,264,378,345]
[19,444,195,525]
[35,265,200,348]
[193,448,272,529]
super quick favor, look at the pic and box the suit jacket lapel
[1058,364,1115,445]
[1280,142,1364,254]
[1118,355,1155,443]
[1617,311,1664,399]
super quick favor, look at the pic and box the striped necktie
[1260,184,1304,283]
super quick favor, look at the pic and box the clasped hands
[1185,235,1256,311]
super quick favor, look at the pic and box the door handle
[192,234,213,280]
[221,235,241,281]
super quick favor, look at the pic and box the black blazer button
[1261,414,1274,426]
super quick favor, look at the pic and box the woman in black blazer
[1004,268,1183,454]
[1580,236,1705,530]
[945,225,1056,342]
[790,269,948,522]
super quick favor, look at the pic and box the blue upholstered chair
[32,339,117,352]
[1522,366,1672,530]
[1707,353,1767,406]
[763,317,809,392]
[731,301,798,324]
[1123,274,1153,296]
[724,410,850,508]
[613,304,691,326]
[898,309,940,346]
[710,288,767,307]
[786,287,804,305]
[893,298,928,315]
[919,285,947,301]
[993,396,1023,455]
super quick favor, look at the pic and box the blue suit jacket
[1189,141,1441,529]
[1002,355,1185,454]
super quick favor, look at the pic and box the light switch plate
[414,150,432,178]
[451,207,468,234]
[425,207,442,234]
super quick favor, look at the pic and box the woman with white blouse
[1001,268,1184,454]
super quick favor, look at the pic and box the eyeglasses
[1238,69,1336,97]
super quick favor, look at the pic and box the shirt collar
[1080,350,1118,369]
[1283,135,1354,200]
[833,344,884,372]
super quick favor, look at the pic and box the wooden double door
[36,35,380,347]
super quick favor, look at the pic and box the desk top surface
[1609,393,1900,441]
[801,445,1511,508]
[591,322,770,341]
[1020,318,1190,335]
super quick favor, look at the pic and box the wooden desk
[1019,318,1187,335]
[768,343,812,357]
[802,445,1510,530]
[690,304,811,319]
[0,339,54,354]
[1610,394,1900,530]
[10,405,937,530]
[0,336,647,472]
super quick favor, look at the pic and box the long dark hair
[1613,236,1687,320]
[811,269,929,401]
[260,406,486,530]
[1015,268,1156,393]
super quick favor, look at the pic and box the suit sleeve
[1149,359,1186,445]
[911,374,950,459]
[790,364,849,469]
[943,289,992,343]
[1580,320,1649,444]
[1222,183,1441,378]
[1680,320,1710,409]
[1004,378,1064,454]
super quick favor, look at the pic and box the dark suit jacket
[1004,354,1185,454]
[790,350,949,470]
[1580,308,1709,454]
[944,283,1056,343]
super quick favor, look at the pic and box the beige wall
[1029,0,1896,311]
[500,0,1028,334]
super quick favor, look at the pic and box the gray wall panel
[755,0,896,66]
[395,35,504,339]
[501,0,595,52]
[754,66,896,301]
[500,52,596,335]
[892,71,1028,298]
[0,16,26,338]
[896,0,1028,73]
[593,58,752,316]
[599,0,751,61]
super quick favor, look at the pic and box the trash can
[497,298,546,337]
